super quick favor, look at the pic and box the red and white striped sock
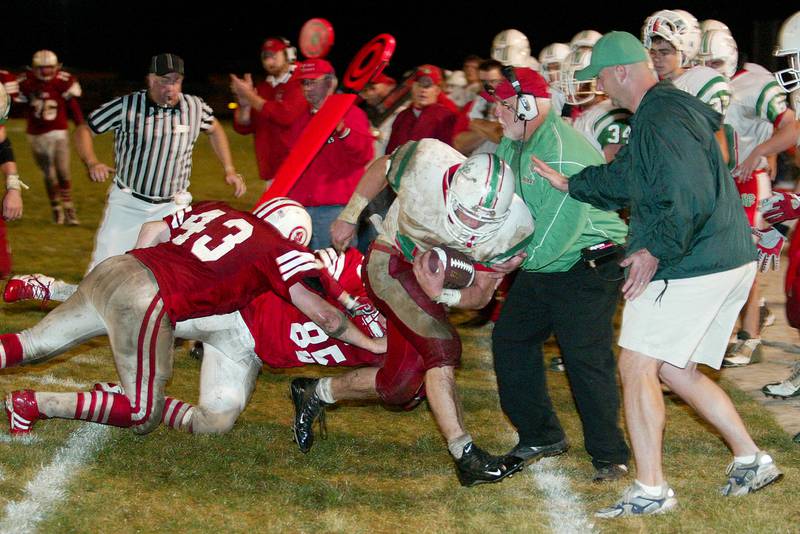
[0,333,23,368]
[161,397,194,433]
[73,391,133,427]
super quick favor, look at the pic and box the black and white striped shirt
[87,90,214,199]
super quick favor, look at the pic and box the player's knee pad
[189,407,239,435]
[375,365,425,406]
[0,138,14,166]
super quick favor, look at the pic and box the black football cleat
[290,377,328,453]
[455,442,525,487]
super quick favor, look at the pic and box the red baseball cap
[480,67,550,101]
[297,58,335,80]
[262,37,288,54]
[412,64,443,87]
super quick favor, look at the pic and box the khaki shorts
[618,262,756,369]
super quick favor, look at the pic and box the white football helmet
[252,197,312,247]
[700,19,731,35]
[642,9,702,66]
[697,30,738,79]
[775,11,800,92]
[559,48,599,106]
[491,29,532,68]
[0,84,9,122]
[31,50,60,81]
[443,153,515,246]
[569,30,602,51]
[538,43,571,85]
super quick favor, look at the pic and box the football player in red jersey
[1,199,385,436]
[17,50,84,224]
[156,244,387,434]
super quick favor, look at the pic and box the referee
[74,53,246,271]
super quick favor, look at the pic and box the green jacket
[497,108,628,273]
[568,81,756,280]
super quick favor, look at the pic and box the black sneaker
[290,377,327,453]
[593,463,629,482]
[189,341,204,361]
[455,442,525,487]
[509,438,569,464]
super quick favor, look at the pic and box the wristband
[6,174,29,191]
[338,193,369,225]
[434,288,461,307]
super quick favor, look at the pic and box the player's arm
[736,110,799,180]
[135,221,170,249]
[74,124,114,182]
[0,127,24,221]
[205,119,246,198]
[411,251,506,310]
[288,282,387,354]
[330,155,391,251]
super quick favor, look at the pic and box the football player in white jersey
[560,48,631,162]
[642,10,733,163]
[709,30,799,366]
[319,142,534,487]
[539,43,571,114]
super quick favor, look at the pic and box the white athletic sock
[315,377,335,404]
[734,452,767,465]
[51,280,78,302]
[635,479,667,496]
[447,433,473,460]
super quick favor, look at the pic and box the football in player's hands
[427,245,476,289]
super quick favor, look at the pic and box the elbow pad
[0,138,14,165]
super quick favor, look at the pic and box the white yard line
[0,425,111,534]
[530,458,596,534]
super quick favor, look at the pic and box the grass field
[0,118,798,534]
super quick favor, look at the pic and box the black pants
[492,260,629,467]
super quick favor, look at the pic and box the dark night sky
[3,1,798,81]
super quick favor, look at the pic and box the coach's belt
[116,181,173,204]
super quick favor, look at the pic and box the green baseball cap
[576,31,649,80]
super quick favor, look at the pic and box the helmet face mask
[252,197,312,247]
[775,11,800,92]
[559,49,599,106]
[443,154,515,247]
[538,43,571,85]
[492,29,532,68]
[642,9,702,67]
[697,30,738,79]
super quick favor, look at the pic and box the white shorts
[87,183,190,272]
[618,262,756,369]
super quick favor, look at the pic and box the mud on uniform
[367,139,533,404]
[12,201,318,433]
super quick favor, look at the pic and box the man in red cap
[230,37,308,186]
[485,67,631,483]
[385,64,457,154]
[286,58,373,250]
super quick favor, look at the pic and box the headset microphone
[501,66,538,121]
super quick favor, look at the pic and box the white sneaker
[595,481,677,518]
[722,337,762,368]
[721,451,782,496]
[762,362,800,399]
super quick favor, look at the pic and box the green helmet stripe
[481,154,502,209]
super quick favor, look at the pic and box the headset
[263,37,297,63]
[501,65,538,121]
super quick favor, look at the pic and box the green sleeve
[568,145,632,211]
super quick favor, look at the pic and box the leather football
[427,245,475,289]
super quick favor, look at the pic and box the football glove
[760,191,800,224]
[753,227,785,272]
